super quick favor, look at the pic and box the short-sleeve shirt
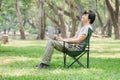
[75,24,93,37]
[67,24,93,51]
[76,24,93,46]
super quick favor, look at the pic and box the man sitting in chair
[36,10,96,69]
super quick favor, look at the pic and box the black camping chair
[63,28,93,68]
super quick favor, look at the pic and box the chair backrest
[85,28,93,48]
[65,28,93,57]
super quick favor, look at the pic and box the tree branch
[46,1,58,15]
[115,0,119,18]
[45,12,60,27]
[52,2,81,20]
[105,0,115,12]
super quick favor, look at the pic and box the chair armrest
[63,41,66,52]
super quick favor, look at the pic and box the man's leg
[41,39,64,65]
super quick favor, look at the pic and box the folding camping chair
[63,28,93,68]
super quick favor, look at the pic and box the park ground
[0,37,120,80]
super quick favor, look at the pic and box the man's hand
[54,36,63,41]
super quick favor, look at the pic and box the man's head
[81,10,96,24]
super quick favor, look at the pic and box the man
[36,10,96,69]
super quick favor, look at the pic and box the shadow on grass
[1,56,120,70]
[1,57,120,80]
[0,46,45,58]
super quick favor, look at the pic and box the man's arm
[55,34,87,44]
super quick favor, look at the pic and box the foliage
[0,0,119,39]
[0,0,16,32]
[0,0,37,33]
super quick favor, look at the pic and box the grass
[0,38,120,80]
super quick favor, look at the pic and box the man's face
[81,14,89,24]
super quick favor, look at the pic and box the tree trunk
[37,0,46,40]
[3,28,6,34]
[59,0,66,38]
[15,0,25,39]
[69,0,77,37]
[102,16,111,36]
[95,10,104,35]
[105,0,120,39]
[0,0,2,11]
[41,9,46,39]
[102,24,107,35]
[58,11,67,38]
[107,19,112,37]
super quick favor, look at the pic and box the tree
[15,0,25,39]
[45,1,67,38]
[105,0,120,39]
[58,0,66,38]
[37,0,46,39]
[101,16,112,37]
[69,0,77,37]
[45,0,82,38]
[0,0,2,11]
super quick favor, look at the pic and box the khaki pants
[41,39,82,65]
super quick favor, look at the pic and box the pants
[41,39,66,65]
[41,39,83,65]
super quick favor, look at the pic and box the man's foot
[35,63,49,69]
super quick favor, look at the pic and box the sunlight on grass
[0,67,104,77]
[1,40,47,47]
[0,56,40,65]
[90,53,120,58]
[0,38,120,80]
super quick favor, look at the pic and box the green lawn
[0,38,120,80]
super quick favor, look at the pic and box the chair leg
[68,57,85,68]
[68,52,86,68]
[75,59,85,68]
[87,50,89,68]
[68,58,76,68]
[64,53,66,68]
[64,50,89,68]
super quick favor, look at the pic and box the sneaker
[35,63,49,69]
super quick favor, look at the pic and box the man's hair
[83,10,96,24]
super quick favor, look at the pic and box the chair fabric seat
[66,50,85,57]
[63,43,87,57]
